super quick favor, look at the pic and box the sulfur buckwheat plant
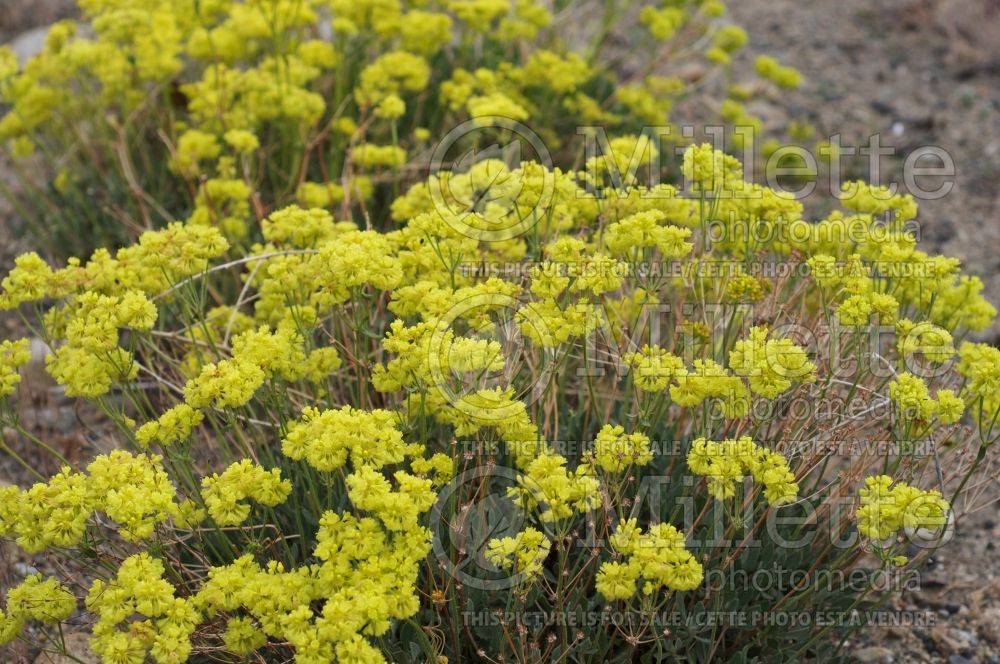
[0,0,803,258]
[0,133,997,663]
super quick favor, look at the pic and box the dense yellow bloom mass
[201,460,291,526]
[687,436,799,505]
[0,451,192,552]
[593,424,654,473]
[135,404,204,448]
[623,344,686,392]
[728,326,816,399]
[283,406,408,472]
[0,118,993,661]
[888,372,952,422]
[958,342,1000,425]
[855,475,950,543]
[596,519,703,600]
[0,338,30,398]
[511,452,602,523]
[486,527,551,583]
[87,553,200,664]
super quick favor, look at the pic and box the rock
[855,646,894,663]
[32,632,98,664]
[949,628,978,647]
[14,562,38,577]
[931,624,967,653]
[947,656,973,664]
[28,337,49,364]
[870,99,896,115]
[676,62,707,83]
[980,607,1000,644]
[8,26,51,63]
[885,625,909,639]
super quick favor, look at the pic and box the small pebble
[855,646,894,664]
[14,562,38,576]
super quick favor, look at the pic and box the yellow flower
[856,475,950,542]
[755,55,803,89]
[0,338,31,398]
[595,561,639,600]
[623,344,685,392]
[593,424,653,473]
[485,527,551,583]
[729,326,816,399]
[201,460,291,526]
[598,519,702,599]
[888,372,936,421]
[687,436,799,506]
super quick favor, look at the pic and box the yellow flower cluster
[896,319,955,364]
[754,55,803,89]
[0,253,51,310]
[0,451,195,552]
[623,344,686,392]
[728,326,817,399]
[0,338,30,398]
[958,342,1000,426]
[178,324,312,411]
[486,527,552,583]
[596,518,703,600]
[682,142,744,190]
[47,290,157,397]
[201,460,291,526]
[0,223,229,399]
[0,574,76,646]
[372,318,506,395]
[670,359,749,417]
[855,475,950,542]
[687,436,799,505]
[282,406,408,472]
[806,219,995,333]
[193,464,435,661]
[593,424,654,473]
[135,404,204,448]
[0,132,994,662]
[87,553,200,664]
[840,181,918,220]
[0,0,780,262]
[512,452,602,523]
[889,372,965,424]
[604,211,694,260]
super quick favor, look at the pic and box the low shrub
[0,0,800,257]
[0,140,996,662]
